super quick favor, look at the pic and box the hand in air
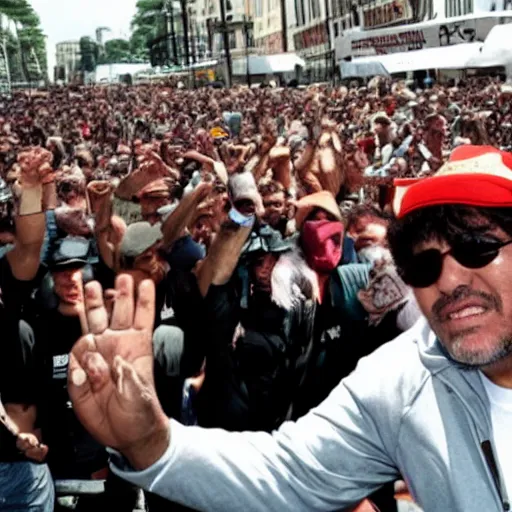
[68,275,170,470]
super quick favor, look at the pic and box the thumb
[68,352,92,404]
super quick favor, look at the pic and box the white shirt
[480,372,512,498]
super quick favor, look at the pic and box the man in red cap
[67,145,512,512]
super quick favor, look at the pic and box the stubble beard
[446,330,512,370]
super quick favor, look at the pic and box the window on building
[295,0,306,25]
[229,31,237,49]
[311,0,321,19]
[255,0,263,17]
[334,22,339,37]
[226,0,233,11]
[351,4,360,26]
[247,28,254,47]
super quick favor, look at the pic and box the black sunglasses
[402,237,512,289]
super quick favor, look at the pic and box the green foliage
[79,36,98,72]
[0,0,47,81]
[129,0,167,63]
[99,38,132,64]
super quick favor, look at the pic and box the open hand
[68,275,170,470]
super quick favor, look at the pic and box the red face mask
[301,220,344,273]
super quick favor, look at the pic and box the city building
[287,0,335,82]
[253,0,286,54]
[194,0,253,60]
[55,40,81,83]
[333,0,512,78]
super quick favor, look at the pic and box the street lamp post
[163,0,178,66]
[219,0,232,87]
[242,15,252,88]
[180,0,190,68]
[189,6,197,88]
[280,0,288,52]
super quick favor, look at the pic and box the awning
[341,43,483,77]
[340,60,390,78]
[466,23,512,68]
[232,53,306,76]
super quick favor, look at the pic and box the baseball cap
[49,236,91,270]
[119,222,163,259]
[393,145,512,219]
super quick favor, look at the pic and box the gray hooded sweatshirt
[111,317,510,511]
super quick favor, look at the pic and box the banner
[336,12,512,59]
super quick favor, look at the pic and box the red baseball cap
[393,145,512,219]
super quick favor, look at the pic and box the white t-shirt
[480,372,512,497]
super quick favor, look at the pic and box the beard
[445,333,512,370]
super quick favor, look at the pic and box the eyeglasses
[402,237,512,289]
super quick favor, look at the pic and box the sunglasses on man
[401,236,512,288]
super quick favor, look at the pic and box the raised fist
[17,147,54,188]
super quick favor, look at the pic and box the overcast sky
[30,0,138,72]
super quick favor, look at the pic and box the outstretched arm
[68,276,400,512]
[88,181,126,270]
[161,182,212,252]
[194,218,252,298]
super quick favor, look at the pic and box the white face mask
[358,245,393,266]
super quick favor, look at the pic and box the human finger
[25,444,48,463]
[16,433,38,452]
[81,351,111,393]
[113,355,157,406]
[68,347,93,403]
[133,280,155,331]
[104,289,117,322]
[110,275,135,330]
[84,281,108,335]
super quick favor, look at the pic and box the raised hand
[87,181,113,232]
[68,275,170,471]
[17,147,54,188]
[115,151,177,201]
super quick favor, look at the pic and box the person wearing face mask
[292,191,378,417]
[292,193,420,512]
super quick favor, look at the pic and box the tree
[79,36,98,73]
[130,0,167,63]
[0,0,47,82]
[101,38,132,64]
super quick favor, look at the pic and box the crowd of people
[0,74,511,512]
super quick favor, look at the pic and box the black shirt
[0,257,43,461]
[31,310,108,478]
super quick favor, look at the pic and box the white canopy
[342,43,483,77]
[466,23,512,69]
[340,60,390,78]
[232,53,305,76]
[95,63,151,83]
